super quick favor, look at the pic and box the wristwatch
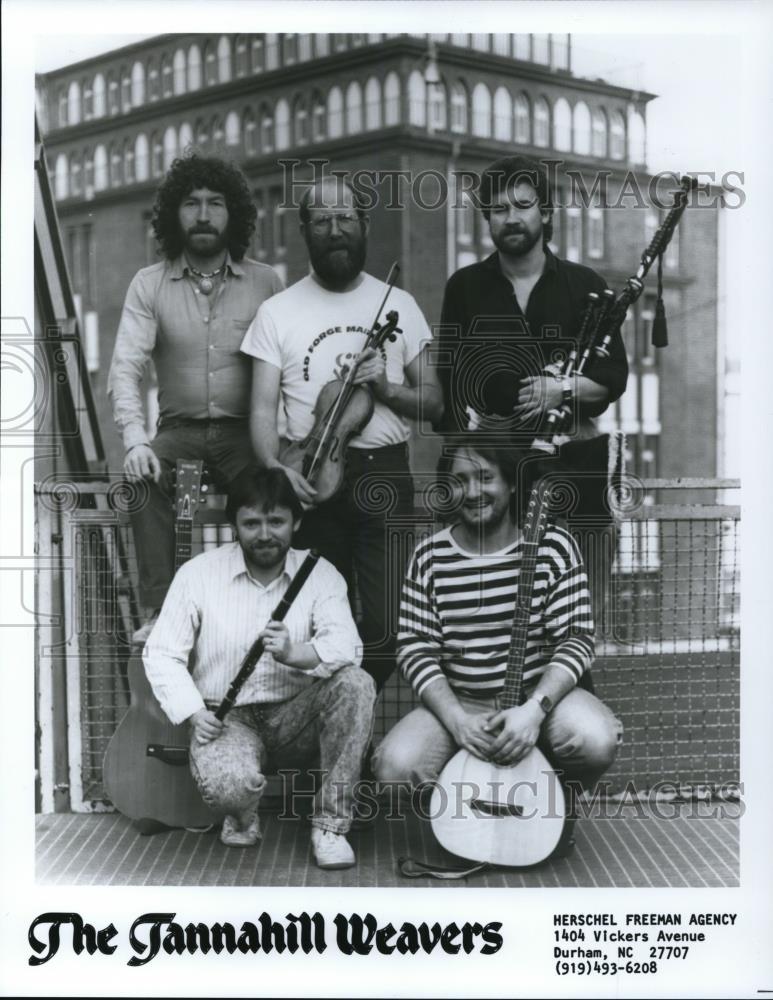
[530,694,553,717]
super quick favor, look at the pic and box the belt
[346,442,409,463]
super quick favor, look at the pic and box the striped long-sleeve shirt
[397,524,594,699]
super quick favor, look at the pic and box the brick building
[36,31,721,486]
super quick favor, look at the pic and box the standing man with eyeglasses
[241,175,444,689]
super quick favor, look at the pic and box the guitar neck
[501,536,542,710]
[174,519,193,571]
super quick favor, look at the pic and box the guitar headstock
[173,459,205,522]
[371,310,402,351]
[523,480,552,546]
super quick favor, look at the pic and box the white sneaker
[220,810,261,847]
[132,611,159,647]
[311,827,355,870]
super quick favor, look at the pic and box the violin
[280,308,402,503]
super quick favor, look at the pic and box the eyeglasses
[306,213,361,234]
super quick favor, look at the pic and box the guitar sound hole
[470,799,525,818]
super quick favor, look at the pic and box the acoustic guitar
[102,460,216,832]
[429,481,566,867]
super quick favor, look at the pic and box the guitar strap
[397,855,491,881]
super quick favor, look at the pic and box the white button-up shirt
[143,543,362,724]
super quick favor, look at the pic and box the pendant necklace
[188,261,225,295]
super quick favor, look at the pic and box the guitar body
[430,747,565,867]
[103,654,216,829]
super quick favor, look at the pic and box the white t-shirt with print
[241,272,432,449]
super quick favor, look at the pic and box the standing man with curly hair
[108,154,284,644]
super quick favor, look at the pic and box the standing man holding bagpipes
[142,466,375,869]
[242,175,444,690]
[437,154,629,635]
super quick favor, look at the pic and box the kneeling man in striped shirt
[372,436,622,852]
[143,468,375,869]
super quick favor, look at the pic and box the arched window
[130,60,145,106]
[84,150,94,193]
[513,35,530,60]
[93,145,108,191]
[244,109,258,156]
[171,49,185,95]
[109,142,122,186]
[274,99,290,149]
[211,115,224,147]
[121,66,132,111]
[532,34,550,64]
[195,118,209,151]
[471,82,492,138]
[553,97,571,151]
[161,56,173,97]
[135,133,149,181]
[107,72,119,114]
[69,154,82,196]
[123,139,135,184]
[573,101,591,155]
[147,60,159,101]
[493,86,512,142]
[514,92,530,143]
[178,121,193,152]
[450,81,468,133]
[408,71,426,127]
[265,33,279,70]
[251,36,264,72]
[315,35,330,57]
[57,87,68,127]
[346,81,363,134]
[628,109,646,164]
[610,110,625,160]
[217,36,232,82]
[327,86,343,138]
[534,96,550,147]
[151,133,163,177]
[293,95,309,145]
[235,36,249,76]
[592,107,608,157]
[429,81,447,131]
[312,91,326,141]
[282,33,297,64]
[187,44,202,90]
[365,76,382,130]
[384,72,400,126]
[260,105,274,152]
[67,80,81,125]
[163,125,177,170]
[225,110,240,146]
[298,34,312,60]
[204,41,217,85]
[83,78,93,119]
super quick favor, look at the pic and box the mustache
[188,225,220,235]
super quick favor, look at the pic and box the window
[92,73,106,117]
[553,97,571,151]
[408,71,426,127]
[298,34,313,60]
[217,35,232,82]
[628,109,646,164]
[429,81,447,131]
[552,33,570,70]
[275,99,290,149]
[251,36,264,72]
[451,33,469,47]
[109,142,122,187]
[131,60,145,105]
[69,154,82,196]
[83,78,93,120]
[455,189,474,245]
[565,206,582,262]
[163,125,177,170]
[382,71,400,127]
[244,109,258,156]
[123,139,135,184]
[513,35,530,60]
[108,72,120,114]
[587,207,604,259]
[610,110,625,160]
[135,133,149,181]
[266,33,279,70]
[94,145,108,191]
[187,44,201,90]
[346,81,363,134]
[204,41,217,85]
[573,101,591,155]
[147,60,159,101]
[315,35,330,57]
[592,107,607,157]
[471,34,489,51]
[235,36,249,76]
[161,56,173,97]
[67,80,81,125]
[293,96,309,145]
[282,33,297,64]
[493,86,512,142]
[492,34,510,57]
[253,190,266,256]
[450,81,467,133]
[273,196,286,256]
[211,115,224,147]
[178,121,194,152]
[368,33,383,44]
[365,76,382,130]
[260,105,274,152]
[514,93,529,143]
[327,86,343,138]
[351,33,366,47]
[225,111,240,146]
[121,66,132,111]
[169,49,184,96]
[151,133,163,176]
[471,83,491,137]
[84,150,94,194]
[195,118,209,151]
[532,34,550,64]
[333,33,347,52]
[66,224,95,308]
[534,96,549,147]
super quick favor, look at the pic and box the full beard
[184,228,229,260]
[309,239,367,288]
[492,225,543,258]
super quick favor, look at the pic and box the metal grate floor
[36,803,739,888]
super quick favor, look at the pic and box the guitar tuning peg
[201,483,209,493]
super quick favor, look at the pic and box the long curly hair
[151,154,256,261]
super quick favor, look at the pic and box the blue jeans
[371,686,623,791]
